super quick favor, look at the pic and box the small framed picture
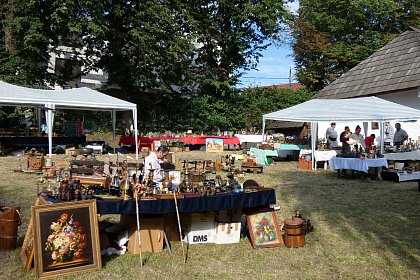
[371,122,379,130]
[33,200,101,279]
[168,170,181,185]
[20,196,48,270]
[247,210,284,249]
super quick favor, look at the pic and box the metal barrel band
[285,233,305,237]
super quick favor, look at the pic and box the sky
[238,1,299,88]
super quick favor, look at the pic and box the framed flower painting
[33,200,101,279]
[247,210,283,249]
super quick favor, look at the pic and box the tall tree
[0,0,55,86]
[292,0,420,91]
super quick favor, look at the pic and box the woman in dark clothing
[340,126,352,154]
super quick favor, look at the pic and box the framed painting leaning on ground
[20,196,47,270]
[247,210,284,249]
[33,200,101,279]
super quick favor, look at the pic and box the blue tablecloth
[278,144,307,150]
[249,147,279,165]
[43,188,276,215]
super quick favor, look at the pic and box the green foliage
[240,87,314,129]
[292,0,420,91]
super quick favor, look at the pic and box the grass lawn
[0,151,419,279]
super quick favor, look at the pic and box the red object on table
[181,136,240,145]
[118,135,240,149]
[118,135,152,148]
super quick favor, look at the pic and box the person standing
[384,122,394,144]
[326,122,338,148]
[340,126,352,153]
[349,125,366,151]
[393,123,408,146]
[143,145,169,184]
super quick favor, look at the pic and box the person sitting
[365,134,376,150]
[348,125,365,152]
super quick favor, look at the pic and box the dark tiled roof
[314,27,420,99]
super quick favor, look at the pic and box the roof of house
[314,27,420,99]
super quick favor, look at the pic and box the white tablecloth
[395,171,420,182]
[235,134,272,144]
[329,158,388,173]
[299,150,337,161]
[384,150,420,161]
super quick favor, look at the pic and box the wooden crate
[298,159,312,170]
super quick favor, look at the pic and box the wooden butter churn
[283,216,305,247]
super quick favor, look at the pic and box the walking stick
[135,187,143,267]
[173,191,186,263]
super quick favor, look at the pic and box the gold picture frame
[33,200,101,279]
[20,196,48,270]
[247,210,284,249]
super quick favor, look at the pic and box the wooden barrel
[284,217,305,248]
[0,206,20,250]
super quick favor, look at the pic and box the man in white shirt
[143,145,169,183]
[349,125,365,151]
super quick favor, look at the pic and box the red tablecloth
[181,136,240,145]
[119,135,240,148]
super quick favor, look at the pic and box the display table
[329,157,388,173]
[181,136,240,146]
[381,170,420,191]
[384,151,420,161]
[299,149,337,170]
[277,144,307,159]
[249,147,278,165]
[42,188,276,215]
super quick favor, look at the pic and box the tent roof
[263,96,420,122]
[0,80,136,111]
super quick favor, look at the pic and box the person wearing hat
[326,122,338,148]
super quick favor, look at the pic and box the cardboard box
[65,147,78,156]
[214,222,241,244]
[164,214,181,241]
[184,212,215,244]
[216,209,242,223]
[121,215,164,254]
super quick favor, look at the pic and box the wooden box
[298,159,312,170]
[27,155,44,170]
[121,216,164,253]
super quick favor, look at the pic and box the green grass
[0,153,419,279]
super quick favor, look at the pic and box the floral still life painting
[247,210,283,249]
[33,200,101,279]
[45,213,89,266]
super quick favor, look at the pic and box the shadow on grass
[273,164,420,273]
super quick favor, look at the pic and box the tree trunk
[3,0,16,53]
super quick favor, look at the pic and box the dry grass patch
[0,153,419,279]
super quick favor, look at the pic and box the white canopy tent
[0,80,138,158]
[262,97,420,169]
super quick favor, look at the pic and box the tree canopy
[0,0,295,131]
[292,0,420,91]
